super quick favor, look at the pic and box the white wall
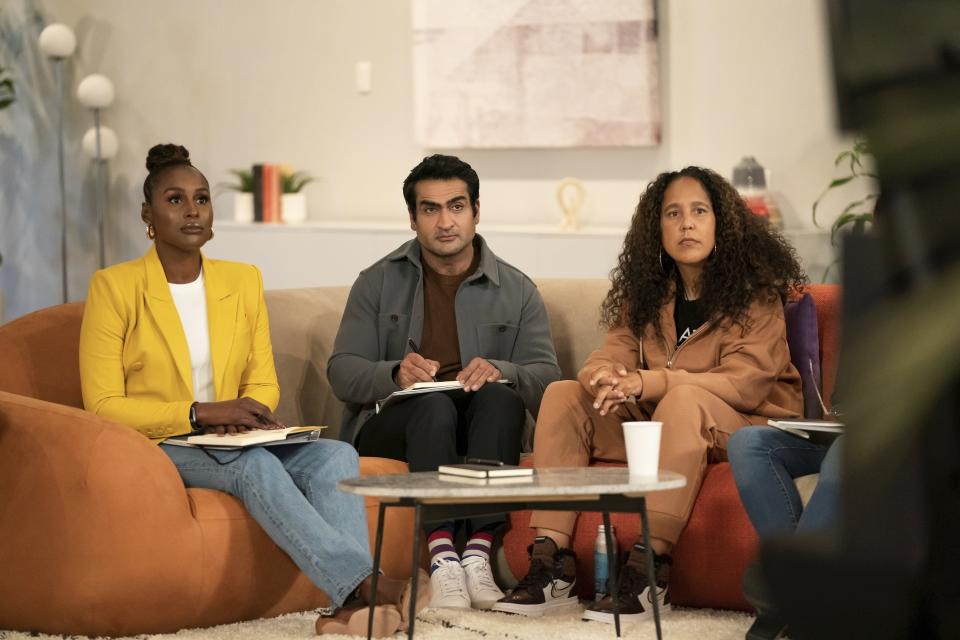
[2,0,870,319]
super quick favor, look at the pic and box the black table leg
[366,501,387,640]
[639,498,663,640]
[406,503,423,640]
[603,511,621,638]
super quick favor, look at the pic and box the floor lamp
[38,23,76,303]
[77,74,116,269]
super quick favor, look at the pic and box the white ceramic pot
[233,192,254,223]
[281,193,307,223]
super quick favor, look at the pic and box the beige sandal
[398,569,432,631]
[315,604,401,638]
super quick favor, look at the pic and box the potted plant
[811,136,879,280]
[222,166,314,223]
[223,168,255,222]
[279,165,314,223]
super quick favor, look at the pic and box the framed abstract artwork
[412,0,661,148]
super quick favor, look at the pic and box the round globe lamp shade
[82,126,119,160]
[38,23,76,59]
[77,74,115,109]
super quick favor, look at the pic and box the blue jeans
[160,439,372,608]
[727,426,843,537]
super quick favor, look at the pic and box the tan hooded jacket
[577,291,803,421]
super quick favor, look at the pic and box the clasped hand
[395,353,500,392]
[588,364,643,416]
[194,397,285,436]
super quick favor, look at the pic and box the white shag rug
[0,606,753,640]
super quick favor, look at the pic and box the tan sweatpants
[529,380,757,547]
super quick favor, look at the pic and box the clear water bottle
[594,524,618,600]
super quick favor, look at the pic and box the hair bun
[145,143,191,172]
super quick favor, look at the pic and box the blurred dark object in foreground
[759,1,960,638]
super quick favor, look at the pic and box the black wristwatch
[189,402,200,431]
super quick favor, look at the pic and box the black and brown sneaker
[492,536,580,617]
[582,544,671,624]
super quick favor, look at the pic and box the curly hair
[601,166,807,337]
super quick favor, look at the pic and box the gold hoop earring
[659,248,666,274]
[146,224,156,240]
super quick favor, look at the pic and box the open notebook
[767,418,843,440]
[375,379,512,413]
[165,426,325,449]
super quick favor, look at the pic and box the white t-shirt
[168,270,215,403]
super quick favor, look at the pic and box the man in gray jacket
[328,154,561,612]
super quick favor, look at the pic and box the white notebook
[165,426,325,449]
[437,463,533,479]
[376,379,512,413]
[767,418,844,440]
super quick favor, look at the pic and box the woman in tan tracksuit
[493,166,807,623]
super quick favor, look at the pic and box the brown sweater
[578,293,803,421]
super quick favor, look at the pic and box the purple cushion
[784,293,823,418]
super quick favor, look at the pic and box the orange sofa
[0,296,415,637]
[0,281,840,635]
[502,284,841,611]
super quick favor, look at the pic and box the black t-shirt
[673,288,705,347]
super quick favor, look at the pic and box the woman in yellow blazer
[79,144,425,637]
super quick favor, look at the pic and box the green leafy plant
[811,136,879,280]
[222,167,315,194]
[0,63,14,110]
[224,168,254,193]
[812,136,878,244]
[280,169,314,194]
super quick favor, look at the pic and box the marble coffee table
[339,467,686,640]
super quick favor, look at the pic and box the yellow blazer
[79,245,280,442]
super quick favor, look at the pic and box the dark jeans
[357,382,525,533]
[727,426,843,537]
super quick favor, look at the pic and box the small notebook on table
[438,474,534,486]
[165,426,325,449]
[437,463,533,479]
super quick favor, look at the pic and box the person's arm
[236,265,280,411]
[79,270,194,438]
[636,298,792,413]
[576,325,643,392]
[485,280,562,418]
[327,269,401,405]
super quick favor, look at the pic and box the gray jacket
[328,235,562,447]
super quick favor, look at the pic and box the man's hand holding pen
[395,338,439,388]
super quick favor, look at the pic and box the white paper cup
[622,421,662,478]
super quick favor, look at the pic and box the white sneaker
[461,555,506,609]
[428,558,471,609]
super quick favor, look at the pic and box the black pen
[407,338,437,381]
[467,457,505,467]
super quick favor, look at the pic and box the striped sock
[462,530,494,562]
[427,525,458,575]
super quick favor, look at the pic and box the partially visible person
[79,143,427,637]
[494,167,807,623]
[328,154,561,610]
[728,428,842,537]
[728,427,843,639]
